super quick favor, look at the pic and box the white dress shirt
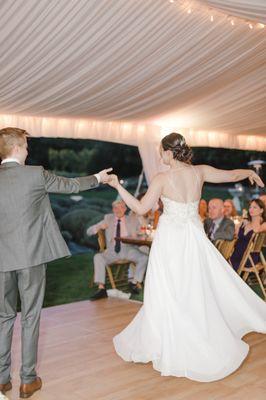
[1,157,21,164]
[210,217,223,240]
[87,215,128,239]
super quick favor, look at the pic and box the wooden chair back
[215,239,236,261]
[97,229,106,252]
[238,232,266,300]
[252,232,266,253]
[96,229,136,290]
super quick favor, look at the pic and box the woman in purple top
[230,199,266,271]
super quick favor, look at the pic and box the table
[118,236,153,247]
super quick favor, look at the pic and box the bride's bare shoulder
[190,164,205,176]
[153,172,166,180]
[149,173,166,188]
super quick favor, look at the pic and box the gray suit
[204,217,235,242]
[0,161,98,384]
[88,214,148,284]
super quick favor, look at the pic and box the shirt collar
[213,217,224,225]
[1,157,21,165]
[115,215,125,221]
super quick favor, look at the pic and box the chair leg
[248,256,266,300]
[106,266,116,289]
[253,268,266,300]
[114,265,122,279]
[260,252,266,270]
[242,272,249,282]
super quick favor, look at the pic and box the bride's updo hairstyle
[161,133,193,164]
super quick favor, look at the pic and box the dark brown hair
[161,132,193,164]
[247,198,266,222]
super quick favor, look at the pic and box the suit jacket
[204,217,235,242]
[0,162,98,272]
[88,213,140,250]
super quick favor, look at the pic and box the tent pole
[134,169,144,197]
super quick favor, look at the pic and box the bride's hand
[248,170,264,187]
[107,174,120,189]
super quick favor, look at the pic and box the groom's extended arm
[42,168,99,193]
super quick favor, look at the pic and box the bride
[107,133,266,382]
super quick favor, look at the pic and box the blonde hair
[224,199,237,217]
[112,199,126,207]
[0,127,29,159]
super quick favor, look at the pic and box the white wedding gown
[113,167,266,382]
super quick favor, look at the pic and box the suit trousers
[0,264,46,384]
[94,245,148,284]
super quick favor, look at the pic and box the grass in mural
[44,253,264,307]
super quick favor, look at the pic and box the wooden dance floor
[8,298,266,400]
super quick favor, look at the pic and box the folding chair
[89,229,136,290]
[237,232,266,300]
[215,239,236,261]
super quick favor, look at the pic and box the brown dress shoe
[0,381,12,393]
[19,377,42,398]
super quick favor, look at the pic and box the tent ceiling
[199,1,266,23]
[0,0,265,150]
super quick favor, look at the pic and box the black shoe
[128,282,140,295]
[90,289,108,301]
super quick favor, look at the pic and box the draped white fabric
[0,113,163,182]
[199,1,266,23]
[0,0,265,164]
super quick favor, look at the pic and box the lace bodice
[161,195,200,221]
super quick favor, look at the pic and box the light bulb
[249,23,253,29]
[187,8,192,14]
[210,15,214,22]
[231,20,235,26]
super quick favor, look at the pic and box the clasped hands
[98,168,120,188]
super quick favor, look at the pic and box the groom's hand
[98,168,113,184]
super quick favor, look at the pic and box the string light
[167,1,264,31]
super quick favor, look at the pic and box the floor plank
[6,298,266,400]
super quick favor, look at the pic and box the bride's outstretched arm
[199,165,264,187]
[108,174,163,215]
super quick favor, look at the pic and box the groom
[0,127,112,398]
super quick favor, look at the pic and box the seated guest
[198,198,208,221]
[87,200,148,300]
[204,198,235,242]
[224,199,238,218]
[229,199,266,271]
